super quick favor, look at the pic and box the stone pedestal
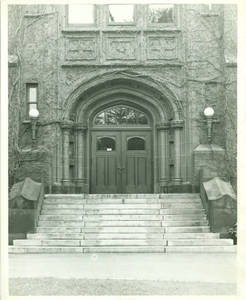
[193,144,227,191]
[15,147,52,192]
[200,177,237,237]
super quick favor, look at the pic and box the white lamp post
[203,107,215,143]
[29,108,39,142]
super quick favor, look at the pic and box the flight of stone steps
[9,193,236,253]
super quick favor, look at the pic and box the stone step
[83,215,207,221]
[39,215,84,221]
[45,194,86,199]
[41,208,206,215]
[165,226,210,233]
[83,246,165,253]
[85,220,162,227]
[82,239,167,246]
[13,239,81,246]
[27,233,164,240]
[167,239,233,246]
[86,194,160,199]
[41,209,161,215]
[9,245,236,254]
[162,220,209,226]
[36,227,165,233]
[36,227,83,233]
[85,204,164,209]
[14,239,168,246]
[160,209,205,215]
[159,194,200,199]
[44,199,87,205]
[166,246,236,253]
[44,193,200,199]
[163,215,207,221]
[27,232,220,241]
[8,246,83,253]
[163,204,203,209]
[164,232,219,239]
[38,221,85,227]
[42,203,203,210]
[84,215,163,221]
[27,233,85,239]
[42,204,85,210]
[44,198,202,205]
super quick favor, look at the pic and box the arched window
[94,105,148,126]
[127,137,145,150]
[97,137,116,151]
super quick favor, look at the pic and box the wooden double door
[91,130,152,193]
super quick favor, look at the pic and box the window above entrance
[94,105,148,126]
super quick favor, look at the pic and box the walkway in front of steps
[9,252,237,284]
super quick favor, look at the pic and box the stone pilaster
[74,123,88,188]
[171,120,184,184]
[61,121,73,186]
[157,123,170,189]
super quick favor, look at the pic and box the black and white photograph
[1,0,245,298]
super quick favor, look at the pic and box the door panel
[91,130,152,193]
[91,132,120,193]
[122,132,151,193]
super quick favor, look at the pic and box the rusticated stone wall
[8,4,237,190]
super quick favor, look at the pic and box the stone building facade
[8,4,237,194]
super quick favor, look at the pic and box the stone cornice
[61,120,74,130]
[74,123,88,132]
[156,122,170,130]
[170,120,184,128]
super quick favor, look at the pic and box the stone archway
[61,71,184,193]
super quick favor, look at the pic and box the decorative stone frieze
[65,37,97,61]
[147,36,178,60]
[104,36,138,61]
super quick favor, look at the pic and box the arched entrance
[60,72,185,194]
[91,104,153,193]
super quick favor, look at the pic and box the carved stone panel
[65,37,97,61]
[104,36,138,61]
[146,36,178,60]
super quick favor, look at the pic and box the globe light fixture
[29,108,39,142]
[204,107,214,118]
[203,107,215,144]
[29,108,40,119]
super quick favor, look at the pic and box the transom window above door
[67,4,95,24]
[94,105,149,125]
[108,5,135,23]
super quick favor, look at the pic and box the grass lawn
[9,278,237,296]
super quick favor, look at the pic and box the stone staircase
[9,194,236,253]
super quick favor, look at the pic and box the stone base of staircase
[9,194,236,254]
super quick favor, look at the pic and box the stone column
[61,121,73,187]
[75,124,87,190]
[157,123,170,191]
[171,120,184,184]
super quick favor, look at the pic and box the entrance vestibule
[61,75,185,194]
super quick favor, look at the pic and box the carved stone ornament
[147,36,177,60]
[66,37,97,61]
[105,37,137,60]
